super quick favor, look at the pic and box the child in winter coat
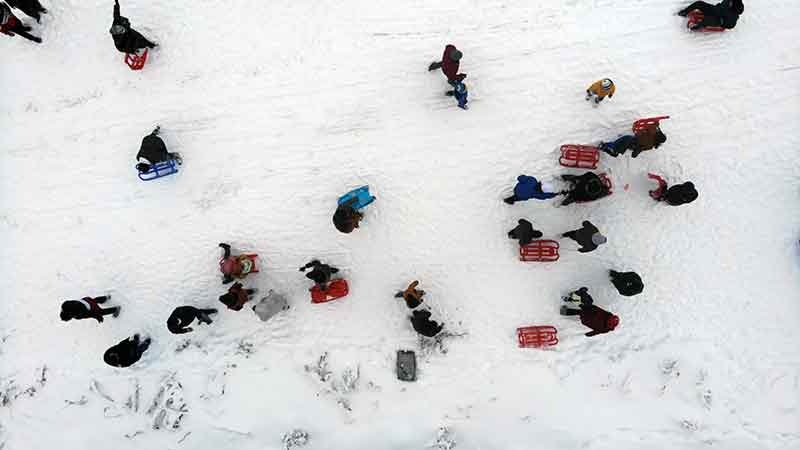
[104,334,151,368]
[166,306,217,334]
[410,309,443,337]
[445,80,469,110]
[504,175,560,204]
[507,219,543,246]
[586,78,615,104]
[60,296,120,323]
[562,221,607,253]
[560,172,611,206]
[678,0,743,30]
[219,283,256,311]
[333,197,364,233]
[110,0,156,54]
[299,260,339,288]
[218,243,257,284]
[0,3,41,43]
[428,44,467,83]
[560,289,619,337]
[395,280,425,309]
[6,0,47,23]
[600,126,667,158]
[610,270,644,296]
[135,127,181,173]
[656,182,698,206]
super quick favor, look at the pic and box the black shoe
[112,307,121,318]
[677,8,689,17]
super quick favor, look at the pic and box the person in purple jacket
[504,175,560,205]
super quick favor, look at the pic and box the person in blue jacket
[504,176,560,205]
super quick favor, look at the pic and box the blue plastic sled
[138,160,180,181]
[338,186,375,210]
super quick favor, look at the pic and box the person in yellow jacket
[586,78,615,104]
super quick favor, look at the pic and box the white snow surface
[2,0,800,449]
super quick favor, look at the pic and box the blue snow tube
[137,160,180,181]
[337,185,375,210]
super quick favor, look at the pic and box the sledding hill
[1,0,799,449]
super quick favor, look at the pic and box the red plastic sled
[125,49,149,71]
[310,279,349,304]
[687,10,725,33]
[517,326,558,348]
[520,240,560,262]
[632,116,669,133]
[648,173,667,200]
[559,145,600,169]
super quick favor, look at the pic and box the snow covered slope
[1,0,799,448]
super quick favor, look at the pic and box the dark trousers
[92,296,120,316]
[602,135,636,157]
[8,21,41,43]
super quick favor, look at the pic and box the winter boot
[112,307,122,318]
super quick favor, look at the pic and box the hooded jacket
[514,176,559,201]
[564,221,606,253]
[579,305,619,337]
[441,45,466,82]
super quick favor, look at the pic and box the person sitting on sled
[507,219,543,246]
[218,243,257,284]
[410,309,443,338]
[6,0,47,23]
[600,126,666,158]
[610,270,644,296]
[299,260,340,289]
[219,283,256,311]
[678,0,743,30]
[111,0,157,55]
[560,288,619,337]
[333,197,364,234]
[395,280,426,309]
[135,126,181,173]
[446,80,469,110]
[1,3,41,43]
[562,221,607,253]
[560,172,610,206]
[504,175,560,205]
[586,78,615,104]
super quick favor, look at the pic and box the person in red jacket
[428,44,467,83]
[560,289,619,337]
[0,3,41,43]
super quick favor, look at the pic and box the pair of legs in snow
[6,19,41,43]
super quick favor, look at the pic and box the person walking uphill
[60,296,120,323]
[104,334,151,368]
[504,175,559,205]
[167,306,218,334]
[562,221,607,253]
[110,0,157,54]
[0,3,41,43]
[560,289,619,337]
[678,0,743,30]
[428,44,466,83]
[299,260,339,288]
[6,0,47,23]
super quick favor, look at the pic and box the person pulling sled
[560,288,619,337]
[6,0,47,23]
[0,3,41,43]
[586,78,615,105]
[60,295,120,323]
[562,221,607,253]
[110,0,156,54]
[504,175,560,205]
[167,306,217,334]
[104,334,151,368]
[508,219,543,246]
[395,280,426,309]
[560,172,611,206]
[300,260,340,290]
[678,0,743,30]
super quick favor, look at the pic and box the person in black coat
[333,197,364,234]
[135,126,181,173]
[0,3,41,43]
[299,260,339,287]
[655,182,698,206]
[678,0,743,30]
[167,306,218,334]
[60,296,120,323]
[507,219,543,246]
[610,270,644,296]
[104,334,151,368]
[6,0,47,23]
[110,0,156,54]
[410,309,443,337]
[560,172,610,206]
[562,221,607,253]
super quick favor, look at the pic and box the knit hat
[607,315,620,329]
[591,233,607,246]
[449,49,463,62]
